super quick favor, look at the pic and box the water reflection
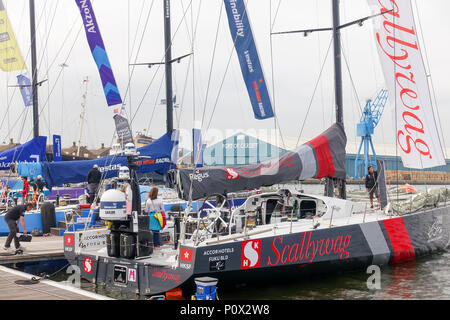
[376,260,418,299]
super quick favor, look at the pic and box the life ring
[400,184,415,193]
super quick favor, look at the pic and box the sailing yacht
[64,0,450,298]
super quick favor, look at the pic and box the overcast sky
[1,0,450,154]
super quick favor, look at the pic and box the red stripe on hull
[306,135,335,178]
[383,217,416,263]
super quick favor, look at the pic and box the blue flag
[224,0,274,120]
[17,74,33,107]
[52,135,62,162]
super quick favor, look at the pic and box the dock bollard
[193,277,218,300]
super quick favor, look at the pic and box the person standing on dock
[1,203,33,253]
[365,165,380,209]
[87,164,101,204]
[145,187,165,250]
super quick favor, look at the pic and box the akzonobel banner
[367,0,445,168]
[75,0,122,107]
[75,0,134,145]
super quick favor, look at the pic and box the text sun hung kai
[368,0,445,169]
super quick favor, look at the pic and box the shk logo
[180,248,193,262]
[241,240,261,269]
[226,168,240,180]
[65,235,74,246]
[83,258,93,273]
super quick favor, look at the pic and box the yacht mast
[29,0,39,138]
[330,0,346,199]
[164,0,174,133]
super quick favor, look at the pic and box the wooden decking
[0,235,64,264]
[0,265,112,300]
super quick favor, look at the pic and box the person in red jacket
[21,177,29,204]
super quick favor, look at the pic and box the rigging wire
[413,0,447,159]
[0,0,50,141]
[341,3,359,154]
[340,44,363,114]
[176,0,202,131]
[145,70,165,133]
[16,25,84,147]
[121,0,155,121]
[130,0,194,125]
[269,0,286,151]
[199,1,224,132]
[316,0,326,131]
[0,8,82,143]
[295,36,333,148]
[3,0,26,142]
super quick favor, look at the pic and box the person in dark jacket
[35,175,46,193]
[1,203,33,253]
[87,164,102,204]
[365,165,380,209]
[30,175,46,202]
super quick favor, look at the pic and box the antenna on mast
[29,0,39,138]
[77,77,89,157]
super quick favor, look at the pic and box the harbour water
[27,183,450,300]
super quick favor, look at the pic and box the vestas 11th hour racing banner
[224,0,274,120]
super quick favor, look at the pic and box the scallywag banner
[367,0,445,169]
[223,0,274,120]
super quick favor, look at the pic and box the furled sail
[169,123,346,201]
[39,131,178,189]
[0,136,47,171]
[223,0,274,120]
[367,0,445,168]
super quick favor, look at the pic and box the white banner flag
[367,0,445,168]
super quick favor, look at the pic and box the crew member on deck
[35,175,46,193]
[145,187,165,250]
[365,165,380,209]
[1,203,32,253]
[21,177,29,204]
[87,164,101,204]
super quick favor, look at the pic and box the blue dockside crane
[354,89,388,179]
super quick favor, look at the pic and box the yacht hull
[64,205,450,296]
